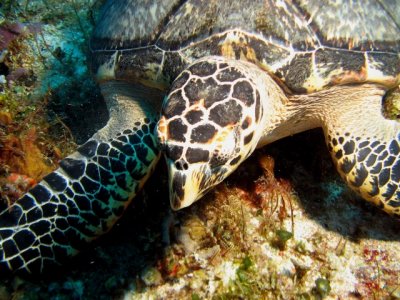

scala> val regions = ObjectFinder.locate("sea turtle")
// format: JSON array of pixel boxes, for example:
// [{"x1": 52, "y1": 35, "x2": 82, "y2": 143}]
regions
[{"x1": 0, "y1": 0, "x2": 399, "y2": 274}]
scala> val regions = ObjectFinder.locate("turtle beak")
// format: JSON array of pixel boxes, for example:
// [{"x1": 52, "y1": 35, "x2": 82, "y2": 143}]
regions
[
  {"x1": 166, "y1": 159, "x2": 209, "y2": 210},
  {"x1": 168, "y1": 161, "x2": 206, "y2": 210}
]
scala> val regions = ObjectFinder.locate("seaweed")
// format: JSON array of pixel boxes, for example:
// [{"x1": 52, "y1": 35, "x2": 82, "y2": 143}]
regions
[{"x1": 0, "y1": 0, "x2": 107, "y2": 205}]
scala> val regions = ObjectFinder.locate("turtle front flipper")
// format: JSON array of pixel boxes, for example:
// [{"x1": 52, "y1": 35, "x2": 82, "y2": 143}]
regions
[
  {"x1": 158, "y1": 56, "x2": 286, "y2": 210},
  {"x1": 0, "y1": 81, "x2": 163, "y2": 273},
  {"x1": 319, "y1": 84, "x2": 400, "y2": 216}
]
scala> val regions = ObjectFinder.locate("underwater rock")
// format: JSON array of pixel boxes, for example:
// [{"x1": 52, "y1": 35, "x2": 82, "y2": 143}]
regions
[{"x1": 177, "y1": 215, "x2": 220, "y2": 264}]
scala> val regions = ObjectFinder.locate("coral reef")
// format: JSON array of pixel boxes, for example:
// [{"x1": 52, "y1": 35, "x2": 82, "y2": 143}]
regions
[
  {"x1": 0, "y1": 1, "x2": 399, "y2": 299},
  {"x1": 124, "y1": 133, "x2": 400, "y2": 299},
  {"x1": 0, "y1": 0, "x2": 106, "y2": 204}
]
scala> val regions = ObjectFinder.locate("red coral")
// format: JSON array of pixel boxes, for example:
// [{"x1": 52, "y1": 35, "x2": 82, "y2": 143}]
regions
[{"x1": 363, "y1": 248, "x2": 388, "y2": 263}]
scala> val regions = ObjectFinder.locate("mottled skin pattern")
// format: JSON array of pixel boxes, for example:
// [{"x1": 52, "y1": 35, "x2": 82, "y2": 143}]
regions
[
  {"x1": 158, "y1": 57, "x2": 281, "y2": 209},
  {"x1": 0, "y1": 0, "x2": 399, "y2": 274}
]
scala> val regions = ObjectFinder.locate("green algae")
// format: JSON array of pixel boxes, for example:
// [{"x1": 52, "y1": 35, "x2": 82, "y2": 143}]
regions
[
  {"x1": 273, "y1": 229, "x2": 293, "y2": 250},
  {"x1": 383, "y1": 85, "x2": 400, "y2": 120},
  {"x1": 314, "y1": 277, "x2": 331, "y2": 298}
]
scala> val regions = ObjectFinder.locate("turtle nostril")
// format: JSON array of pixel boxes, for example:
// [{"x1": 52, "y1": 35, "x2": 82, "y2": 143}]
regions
[
  {"x1": 174, "y1": 161, "x2": 182, "y2": 170},
  {"x1": 175, "y1": 159, "x2": 189, "y2": 171}
]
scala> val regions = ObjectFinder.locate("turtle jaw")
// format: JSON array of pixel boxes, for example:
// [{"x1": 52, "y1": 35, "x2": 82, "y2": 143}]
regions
[{"x1": 166, "y1": 158, "x2": 230, "y2": 210}]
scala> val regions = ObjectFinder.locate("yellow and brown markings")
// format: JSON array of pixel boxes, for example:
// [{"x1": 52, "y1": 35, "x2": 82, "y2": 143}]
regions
[
  {"x1": 366, "y1": 52, "x2": 400, "y2": 87},
  {"x1": 179, "y1": 30, "x2": 292, "y2": 74},
  {"x1": 315, "y1": 48, "x2": 367, "y2": 84},
  {"x1": 217, "y1": 31, "x2": 292, "y2": 71},
  {"x1": 278, "y1": 52, "x2": 314, "y2": 93},
  {"x1": 159, "y1": 56, "x2": 264, "y2": 178},
  {"x1": 178, "y1": 30, "x2": 399, "y2": 94},
  {"x1": 94, "y1": 27, "x2": 400, "y2": 96},
  {"x1": 277, "y1": 48, "x2": 400, "y2": 93},
  {"x1": 160, "y1": 57, "x2": 264, "y2": 154},
  {"x1": 220, "y1": 37, "x2": 258, "y2": 62}
]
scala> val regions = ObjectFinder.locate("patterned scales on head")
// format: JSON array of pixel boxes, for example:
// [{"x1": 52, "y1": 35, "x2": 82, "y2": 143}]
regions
[{"x1": 0, "y1": 0, "x2": 399, "y2": 274}]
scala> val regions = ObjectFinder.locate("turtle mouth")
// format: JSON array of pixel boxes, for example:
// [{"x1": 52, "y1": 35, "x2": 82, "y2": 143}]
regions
[
  {"x1": 166, "y1": 158, "x2": 231, "y2": 210},
  {"x1": 167, "y1": 161, "x2": 208, "y2": 210},
  {"x1": 170, "y1": 172, "x2": 196, "y2": 210}
]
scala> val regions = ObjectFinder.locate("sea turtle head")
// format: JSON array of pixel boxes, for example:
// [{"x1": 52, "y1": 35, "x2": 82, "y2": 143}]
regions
[{"x1": 158, "y1": 57, "x2": 263, "y2": 210}]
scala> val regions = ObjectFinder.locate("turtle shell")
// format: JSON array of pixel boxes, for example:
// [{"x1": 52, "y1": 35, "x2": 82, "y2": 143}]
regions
[{"x1": 90, "y1": 0, "x2": 400, "y2": 92}]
